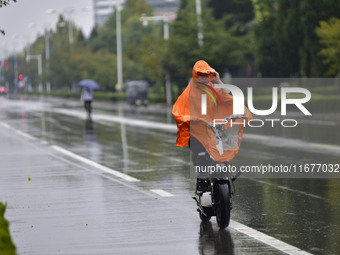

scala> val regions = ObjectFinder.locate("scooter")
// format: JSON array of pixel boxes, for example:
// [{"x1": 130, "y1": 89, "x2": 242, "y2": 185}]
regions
[{"x1": 192, "y1": 115, "x2": 245, "y2": 228}]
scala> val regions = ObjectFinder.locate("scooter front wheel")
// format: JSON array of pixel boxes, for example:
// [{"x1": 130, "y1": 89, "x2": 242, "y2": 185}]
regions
[{"x1": 215, "y1": 182, "x2": 231, "y2": 228}]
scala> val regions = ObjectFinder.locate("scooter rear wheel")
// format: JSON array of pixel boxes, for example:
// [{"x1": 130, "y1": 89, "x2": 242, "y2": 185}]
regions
[{"x1": 215, "y1": 183, "x2": 231, "y2": 228}]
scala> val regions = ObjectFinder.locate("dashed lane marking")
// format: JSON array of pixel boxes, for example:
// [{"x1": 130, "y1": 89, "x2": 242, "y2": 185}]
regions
[
  {"x1": 150, "y1": 189, "x2": 174, "y2": 197},
  {"x1": 52, "y1": 145, "x2": 140, "y2": 183}
]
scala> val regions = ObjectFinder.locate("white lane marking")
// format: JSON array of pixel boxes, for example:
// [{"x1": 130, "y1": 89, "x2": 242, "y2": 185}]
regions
[
  {"x1": 52, "y1": 108, "x2": 177, "y2": 132},
  {"x1": 244, "y1": 133, "x2": 269, "y2": 140},
  {"x1": 311, "y1": 142, "x2": 340, "y2": 152},
  {"x1": 49, "y1": 151, "x2": 159, "y2": 199},
  {"x1": 150, "y1": 189, "x2": 174, "y2": 197},
  {"x1": 1, "y1": 120, "x2": 141, "y2": 183},
  {"x1": 253, "y1": 179, "x2": 328, "y2": 201},
  {"x1": 0, "y1": 122, "x2": 11, "y2": 129},
  {"x1": 51, "y1": 145, "x2": 140, "y2": 182},
  {"x1": 230, "y1": 220, "x2": 312, "y2": 255},
  {"x1": 299, "y1": 119, "x2": 337, "y2": 126},
  {"x1": 244, "y1": 133, "x2": 340, "y2": 155},
  {"x1": 16, "y1": 130, "x2": 37, "y2": 140},
  {"x1": 52, "y1": 108, "x2": 340, "y2": 155}
]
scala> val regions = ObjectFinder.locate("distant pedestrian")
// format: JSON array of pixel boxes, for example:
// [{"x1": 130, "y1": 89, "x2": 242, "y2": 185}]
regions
[{"x1": 81, "y1": 87, "x2": 93, "y2": 119}]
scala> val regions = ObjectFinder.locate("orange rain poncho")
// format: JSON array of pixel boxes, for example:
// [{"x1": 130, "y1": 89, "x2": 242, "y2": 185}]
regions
[{"x1": 172, "y1": 60, "x2": 252, "y2": 162}]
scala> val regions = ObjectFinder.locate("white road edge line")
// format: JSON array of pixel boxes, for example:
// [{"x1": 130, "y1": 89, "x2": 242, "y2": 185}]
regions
[
  {"x1": 51, "y1": 145, "x2": 140, "y2": 183},
  {"x1": 150, "y1": 189, "x2": 174, "y2": 197},
  {"x1": 0, "y1": 122, "x2": 11, "y2": 129},
  {"x1": 16, "y1": 130, "x2": 37, "y2": 140},
  {"x1": 230, "y1": 220, "x2": 312, "y2": 255}
]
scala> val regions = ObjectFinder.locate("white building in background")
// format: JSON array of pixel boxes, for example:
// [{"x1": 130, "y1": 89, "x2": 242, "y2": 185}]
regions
[
  {"x1": 93, "y1": 0, "x2": 118, "y2": 26},
  {"x1": 93, "y1": 0, "x2": 179, "y2": 27},
  {"x1": 147, "y1": 0, "x2": 179, "y2": 16}
]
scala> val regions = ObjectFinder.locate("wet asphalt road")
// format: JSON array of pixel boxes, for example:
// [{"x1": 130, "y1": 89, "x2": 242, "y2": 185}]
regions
[{"x1": 0, "y1": 95, "x2": 339, "y2": 255}]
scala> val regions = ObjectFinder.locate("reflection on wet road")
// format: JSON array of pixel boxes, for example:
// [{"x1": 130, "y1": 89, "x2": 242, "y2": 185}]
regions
[{"x1": 0, "y1": 96, "x2": 339, "y2": 255}]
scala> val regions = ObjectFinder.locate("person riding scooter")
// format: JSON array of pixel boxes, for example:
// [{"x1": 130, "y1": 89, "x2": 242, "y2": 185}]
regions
[{"x1": 172, "y1": 60, "x2": 252, "y2": 192}]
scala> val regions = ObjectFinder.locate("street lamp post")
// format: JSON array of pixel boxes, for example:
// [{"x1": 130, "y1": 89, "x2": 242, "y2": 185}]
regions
[
  {"x1": 46, "y1": 7, "x2": 91, "y2": 91},
  {"x1": 1, "y1": 44, "x2": 11, "y2": 91},
  {"x1": 26, "y1": 55, "x2": 43, "y2": 92},
  {"x1": 116, "y1": 4, "x2": 123, "y2": 93},
  {"x1": 14, "y1": 52, "x2": 18, "y2": 93},
  {"x1": 67, "y1": 10, "x2": 75, "y2": 46},
  {"x1": 195, "y1": 0, "x2": 203, "y2": 47},
  {"x1": 12, "y1": 40, "x2": 19, "y2": 93},
  {"x1": 46, "y1": 8, "x2": 75, "y2": 47},
  {"x1": 44, "y1": 29, "x2": 51, "y2": 92},
  {"x1": 140, "y1": 15, "x2": 172, "y2": 105}
]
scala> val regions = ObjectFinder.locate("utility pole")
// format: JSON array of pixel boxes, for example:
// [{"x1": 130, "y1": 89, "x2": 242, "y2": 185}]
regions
[
  {"x1": 116, "y1": 3, "x2": 123, "y2": 93},
  {"x1": 45, "y1": 30, "x2": 51, "y2": 92},
  {"x1": 68, "y1": 11, "x2": 74, "y2": 47},
  {"x1": 195, "y1": 0, "x2": 203, "y2": 47},
  {"x1": 140, "y1": 15, "x2": 172, "y2": 105},
  {"x1": 14, "y1": 53, "x2": 18, "y2": 93},
  {"x1": 26, "y1": 55, "x2": 43, "y2": 92}
]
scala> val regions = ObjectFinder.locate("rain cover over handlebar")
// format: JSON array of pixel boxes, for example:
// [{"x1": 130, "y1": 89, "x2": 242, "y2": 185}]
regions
[{"x1": 172, "y1": 60, "x2": 252, "y2": 163}]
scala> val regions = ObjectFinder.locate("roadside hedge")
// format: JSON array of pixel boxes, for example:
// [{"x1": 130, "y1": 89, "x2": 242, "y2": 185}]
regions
[
  {"x1": 25, "y1": 90, "x2": 166, "y2": 103},
  {"x1": 24, "y1": 90, "x2": 340, "y2": 113},
  {"x1": 0, "y1": 203, "x2": 16, "y2": 255}
]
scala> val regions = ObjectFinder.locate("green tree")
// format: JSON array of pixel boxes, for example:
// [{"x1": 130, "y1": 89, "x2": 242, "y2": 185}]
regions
[
  {"x1": 167, "y1": 0, "x2": 252, "y2": 90},
  {"x1": 299, "y1": 0, "x2": 340, "y2": 77},
  {"x1": 89, "y1": 0, "x2": 166, "y2": 89},
  {"x1": 315, "y1": 17, "x2": 340, "y2": 76},
  {"x1": 253, "y1": 0, "x2": 340, "y2": 77},
  {"x1": 46, "y1": 16, "x2": 75, "y2": 88},
  {"x1": 252, "y1": 0, "x2": 282, "y2": 77},
  {"x1": 70, "y1": 49, "x2": 117, "y2": 91},
  {"x1": 89, "y1": 0, "x2": 153, "y2": 54},
  {"x1": 0, "y1": 0, "x2": 15, "y2": 6},
  {"x1": 273, "y1": 0, "x2": 301, "y2": 77},
  {"x1": 166, "y1": 0, "x2": 200, "y2": 87},
  {"x1": 23, "y1": 15, "x2": 92, "y2": 89},
  {"x1": 208, "y1": 0, "x2": 254, "y2": 36},
  {"x1": 0, "y1": 0, "x2": 16, "y2": 35}
]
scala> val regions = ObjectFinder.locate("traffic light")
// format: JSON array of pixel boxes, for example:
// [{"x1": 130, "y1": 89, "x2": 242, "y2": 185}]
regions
[
  {"x1": 3, "y1": 61, "x2": 7, "y2": 67},
  {"x1": 19, "y1": 74, "x2": 23, "y2": 80}
]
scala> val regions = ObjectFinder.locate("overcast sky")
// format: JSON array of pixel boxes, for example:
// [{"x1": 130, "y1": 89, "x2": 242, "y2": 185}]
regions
[{"x1": 0, "y1": 0, "x2": 94, "y2": 58}]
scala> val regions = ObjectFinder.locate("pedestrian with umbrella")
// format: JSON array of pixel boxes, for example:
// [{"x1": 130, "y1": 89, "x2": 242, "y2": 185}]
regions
[{"x1": 78, "y1": 80, "x2": 100, "y2": 119}]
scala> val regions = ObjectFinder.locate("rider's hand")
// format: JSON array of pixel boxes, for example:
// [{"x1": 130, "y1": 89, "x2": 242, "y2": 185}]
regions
[
  {"x1": 212, "y1": 72, "x2": 223, "y2": 84},
  {"x1": 212, "y1": 72, "x2": 230, "y2": 94}
]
